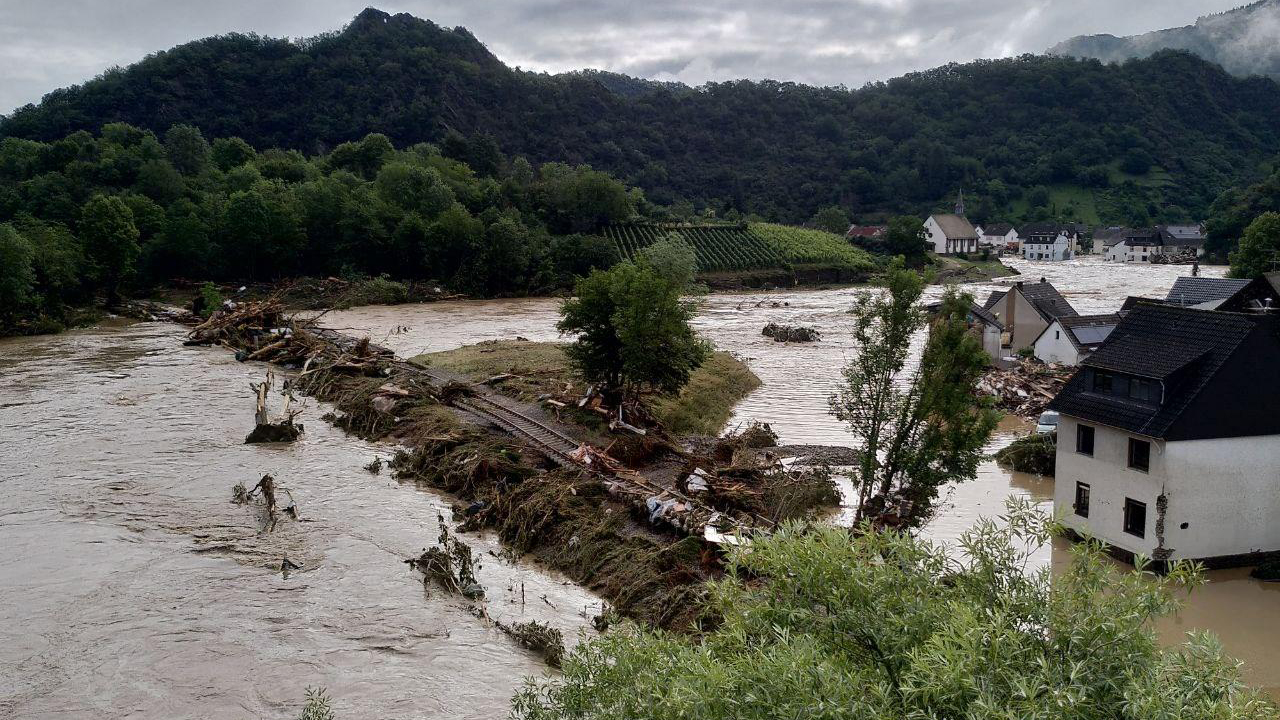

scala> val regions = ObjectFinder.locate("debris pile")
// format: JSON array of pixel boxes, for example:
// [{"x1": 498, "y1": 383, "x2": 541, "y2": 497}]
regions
[
  {"x1": 232, "y1": 473, "x2": 298, "y2": 531},
  {"x1": 994, "y1": 433, "x2": 1057, "y2": 477},
  {"x1": 977, "y1": 359, "x2": 1072, "y2": 416},
  {"x1": 408, "y1": 516, "x2": 485, "y2": 599},
  {"x1": 762, "y1": 323, "x2": 821, "y2": 343},
  {"x1": 493, "y1": 620, "x2": 565, "y2": 667},
  {"x1": 244, "y1": 371, "x2": 303, "y2": 443}
]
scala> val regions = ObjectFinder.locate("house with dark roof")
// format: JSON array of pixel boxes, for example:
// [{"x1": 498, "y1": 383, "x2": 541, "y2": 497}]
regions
[
  {"x1": 1106, "y1": 225, "x2": 1207, "y2": 263},
  {"x1": 1093, "y1": 227, "x2": 1133, "y2": 256},
  {"x1": 1047, "y1": 304, "x2": 1280, "y2": 567},
  {"x1": 983, "y1": 278, "x2": 1079, "y2": 353},
  {"x1": 1032, "y1": 314, "x2": 1121, "y2": 366},
  {"x1": 845, "y1": 225, "x2": 886, "y2": 240},
  {"x1": 1020, "y1": 223, "x2": 1080, "y2": 261},
  {"x1": 926, "y1": 300, "x2": 1006, "y2": 360},
  {"x1": 977, "y1": 223, "x2": 1019, "y2": 250},
  {"x1": 1164, "y1": 275, "x2": 1280, "y2": 311}
]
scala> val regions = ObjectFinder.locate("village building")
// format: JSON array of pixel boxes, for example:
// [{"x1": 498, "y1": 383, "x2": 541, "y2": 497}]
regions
[
  {"x1": 845, "y1": 225, "x2": 887, "y2": 241},
  {"x1": 1020, "y1": 223, "x2": 1077, "y2": 261},
  {"x1": 977, "y1": 223, "x2": 1019, "y2": 250},
  {"x1": 1164, "y1": 274, "x2": 1280, "y2": 311},
  {"x1": 1108, "y1": 225, "x2": 1207, "y2": 263},
  {"x1": 924, "y1": 192, "x2": 979, "y2": 255},
  {"x1": 1031, "y1": 314, "x2": 1121, "y2": 366},
  {"x1": 926, "y1": 300, "x2": 1005, "y2": 361},
  {"x1": 1094, "y1": 227, "x2": 1132, "y2": 256},
  {"x1": 982, "y1": 278, "x2": 1078, "y2": 352},
  {"x1": 1048, "y1": 303, "x2": 1280, "y2": 567}
]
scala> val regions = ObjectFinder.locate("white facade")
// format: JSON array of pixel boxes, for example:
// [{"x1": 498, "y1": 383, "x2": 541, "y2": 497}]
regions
[
  {"x1": 978, "y1": 228, "x2": 1019, "y2": 249},
  {"x1": 1104, "y1": 241, "x2": 1129, "y2": 262},
  {"x1": 925, "y1": 215, "x2": 978, "y2": 255},
  {"x1": 1032, "y1": 320, "x2": 1082, "y2": 365},
  {"x1": 1054, "y1": 415, "x2": 1280, "y2": 562},
  {"x1": 1022, "y1": 234, "x2": 1073, "y2": 261}
]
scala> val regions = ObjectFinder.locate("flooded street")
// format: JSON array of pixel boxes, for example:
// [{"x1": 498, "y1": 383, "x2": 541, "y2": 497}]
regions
[
  {"x1": 2, "y1": 256, "x2": 1276, "y2": 715},
  {"x1": 0, "y1": 323, "x2": 600, "y2": 719}
]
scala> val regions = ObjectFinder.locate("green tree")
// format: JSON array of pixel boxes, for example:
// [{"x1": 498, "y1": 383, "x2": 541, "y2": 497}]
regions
[
  {"x1": 513, "y1": 499, "x2": 1276, "y2": 720},
  {"x1": 375, "y1": 162, "x2": 454, "y2": 215},
  {"x1": 829, "y1": 260, "x2": 997, "y2": 526},
  {"x1": 558, "y1": 261, "x2": 708, "y2": 399},
  {"x1": 1228, "y1": 212, "x2": 1280, "y2": 279},
  {"x1": 0, "y1": 224, "x2": 37, "y2": 326},
  {"x1": 537, "y1": 163, "x2": 634, "y2": 234},
  {"x1": 134, "y1": 159, "x2": 185, "y2": 204},
  {"x1": 811, "y1": 205, "x2": 849, "y2": 234},
  {"x1": 637, "y1": 234, "x2": 698, "y2": 289},
  {"x1": 79, "y1": 194, "x2": 140, "y2": 303},
  {"x1": 882, "y1": 216, "x2": 928, "y2": 261},
  {"x1": 210, "y1": 137, "x2": 257, "y2": 171},
  {"x1": 164, "y1": 124, "x2": 210, "y2": 175}
]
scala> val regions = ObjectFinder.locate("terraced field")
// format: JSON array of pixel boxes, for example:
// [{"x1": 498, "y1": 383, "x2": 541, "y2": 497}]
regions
[{"x1": 604, "y1": 223, "x2": 874, "y2": 275}]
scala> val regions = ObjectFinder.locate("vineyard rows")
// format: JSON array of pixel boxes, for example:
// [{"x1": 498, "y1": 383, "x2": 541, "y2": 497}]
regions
[{"x1": 604, "y1": 224, "x2": 783, "y2": 273}]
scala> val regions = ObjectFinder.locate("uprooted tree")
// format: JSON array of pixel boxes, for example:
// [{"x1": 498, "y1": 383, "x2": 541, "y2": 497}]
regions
[
  {"x1": 829, "y1": 257, "x2": 998, "y2": 527},
  {"x1": 512, "y1": 499, "x2": 1277, "y2": 719},
  {"x1": 557, "y1": 259, "x2": 709, "y2": 405}
]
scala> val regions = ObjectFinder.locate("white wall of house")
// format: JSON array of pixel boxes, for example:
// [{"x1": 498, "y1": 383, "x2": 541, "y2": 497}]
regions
[
  {"x1": 981, "y1": 323, "x2": 1002, "y2": 360},
  {"x1": 1124, "y1": 244, "x2": 1158, "y2": 263},
  {"x1": 924, "y1": 216, "x2": 947, "y2": 255},
  {"x1": 980, "y1": 229, "x2": 1018, "y2": 248},
  {"x1": 1105, "y1": 242, "x2": 1128, "y2": 262},
  {"x1": 987, "y1": 289, "x2": 1049, "y2": 352},
  {"x1": 1055, "y1": 415, "x2": 1280, "y2": 561},
  {"x1": 1032, "y1": 321, "x2": 1082, "y2": 365},
  {"x1": 1022, "y1": 236, "x2": 1072, "y2": 261}
]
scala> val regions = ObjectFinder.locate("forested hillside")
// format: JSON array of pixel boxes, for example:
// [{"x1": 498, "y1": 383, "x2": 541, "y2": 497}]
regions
[
  {"x1": 4, "y1": 8, "x2": 1280, "y2": 226},
  {"x1": 0, "y1": 124, "x2": 640, "y2": 334}
]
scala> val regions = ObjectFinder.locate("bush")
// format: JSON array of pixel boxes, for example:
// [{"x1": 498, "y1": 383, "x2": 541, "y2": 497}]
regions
[
  {"x1": 197, "y1": 282, "x2": 223, "y2": 317},
  {"x1": 353, "y1": 275, "x2": 409, "y2": 305},
  {"x1": 994, "y1": 433, "x2": 1056, "y2": 476}
]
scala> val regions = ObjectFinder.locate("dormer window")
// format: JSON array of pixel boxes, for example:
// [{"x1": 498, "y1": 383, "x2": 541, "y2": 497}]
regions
[
  {"x1": 1092, "y1": 371, "x2": 1114, "y2": 394},
  {"x1": 1128, "y1": 377, "x2": 1159, "y2": 404}
]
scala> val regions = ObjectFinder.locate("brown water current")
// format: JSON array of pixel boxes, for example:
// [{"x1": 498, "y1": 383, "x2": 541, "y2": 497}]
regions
[
  {"x1": 3, "y1": 257, "x2": 1275, "y2": 715},
  {"x1": 325, "y1": 256, "x2": 1279, "y2": 696},
  {"x1": 0, "y1": 322, "x2": 601, "y2": 719}
]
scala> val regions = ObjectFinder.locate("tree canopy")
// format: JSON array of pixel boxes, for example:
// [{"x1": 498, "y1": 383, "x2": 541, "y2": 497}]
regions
[{"x1": 513, "y1": 499, "x2": 1277, "y2": 720}]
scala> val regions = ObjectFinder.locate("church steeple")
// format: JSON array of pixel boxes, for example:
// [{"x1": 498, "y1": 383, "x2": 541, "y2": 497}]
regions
[{"x1": 955, "y1": 188, "x2": 966, "y2": 217}]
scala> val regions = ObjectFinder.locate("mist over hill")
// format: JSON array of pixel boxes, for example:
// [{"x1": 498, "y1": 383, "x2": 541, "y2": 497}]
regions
[{"x1": 1050, "y1": 1, "x2": 1280, "y2": 80}]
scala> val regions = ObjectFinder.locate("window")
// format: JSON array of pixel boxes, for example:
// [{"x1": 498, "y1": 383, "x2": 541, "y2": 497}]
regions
[
  {"x1": 1092, "y1": 371, "x2": 1114, "y2": 394},
  {"x1": 1076, "y1": 424, "x2": 1095, "y2": 456},
  {"x1": 1123, "y1": 498, "x2": 1147, "y2": 538},
  {"x1": 1128, "y1": 438, "x2": 1150, "y2": 472},
  {"x1": 1129, "y1": 378, "x2": 1158, "y2": 404},
  {"x1": 1074, "y1": 482, "x2": 1091, "y2": 518},
  {"x1": 1055, "y1": 330, "x2": 1060, "y2": 339}
]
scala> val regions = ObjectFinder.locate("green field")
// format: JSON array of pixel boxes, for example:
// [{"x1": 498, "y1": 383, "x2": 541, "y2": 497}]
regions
[{"x1": 604, "y1": 222, "x2": 874, "y2": 275}]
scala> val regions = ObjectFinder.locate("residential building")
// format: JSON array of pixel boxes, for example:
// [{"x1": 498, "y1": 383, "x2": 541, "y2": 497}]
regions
[
  {"x1": 978, "y1": 223, "x2": 1019, "y2": 250},
  {"x1": 1164, "y1": 274, "x2": 1280, "y2": 311},
  {"x1": 1048, "y1": 304, "x2": 1280, "y2": 567},
  {"x1": 982, "y1": 278, "x2": 1079, "y2": 352},
  {"x1": 1020, "y1": 223, "x2": 1077, "y2": 261},
  {"x1": 1157, "y1": 225, "x2": 1207, "y2": 258},
  {"x1": 927, "y1": 300, "x2": 1005, "y2": 361},
  {"x1": 1094, "y1": 227, "x2": 1132, "y2": 256},
  {"x1": 845, "y1": 225, "x2": 886, "y2": 241},
  {"x1": 1109, "y1": 226, "x2": 1207, "y2": 263},
  {"x1": 1117, "y1": 228, "x2": 1162, "y2": 263},
  {"x1": 1031, "y1": 314, "x2": 1121, "y2": 366}
]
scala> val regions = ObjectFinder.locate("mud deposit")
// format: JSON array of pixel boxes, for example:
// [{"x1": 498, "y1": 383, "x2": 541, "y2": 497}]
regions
[{"x1": 0, "y1": 322, "x2": 599, "y2": 719}]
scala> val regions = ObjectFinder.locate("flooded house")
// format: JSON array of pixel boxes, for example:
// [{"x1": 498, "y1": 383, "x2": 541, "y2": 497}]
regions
[
  {"x1": 982, "y1": 279, "x2": 1079, "y2": 353},
  {"x1": 1107, "y1": 226, "x2": 1206, "y2": 263},
  {"x1": 1047, "y1": 303, "x2": 1280, "y2": 567},
  {"x1": 926, "y1": 300, "x2": 1005, "y2": 360},
  {"x1": 924, "y1": 192, "x2": 979, "y2": 255},
  {"x1": 1031, "y1": 313, "x2": 1121, "y2": 366},
  {"x1": 977, "y1": 223, "x2": 1019, "y2": 251},
  {"x1": 1020, "y1": 223, "x2": 1078, "y2": 261}
]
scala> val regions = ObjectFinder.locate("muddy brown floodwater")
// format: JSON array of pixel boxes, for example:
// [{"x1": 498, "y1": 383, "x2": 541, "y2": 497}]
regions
[
  {"x1": 3, "y1": 257, "x2": 1275, "y2": 716},
  {"x1": 0, "y1": 321, "x2": 601, "y2": 719},
  {"x1": 324, "y1": 256, "x2": 1279, "y2": 698}
]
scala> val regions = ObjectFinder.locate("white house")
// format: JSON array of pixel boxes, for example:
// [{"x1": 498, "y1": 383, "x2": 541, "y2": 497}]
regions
[
  {"x1": 1020, "y1": 223, "x2": 1076, "y2": 261},
  {"x1": 977, "y1": 223, "x2": 1019, "y2": 250},
  {"x1": 1094, "y1": 227, "x2": 1130, "y2": 257},
  {"x1": 1109, "y1": 226, "x2": 1206, "y2": 263},
  {"x1": 982, "y1": 279, "x2": 1079, "y2": 353},
  {"x1": 1031, "y1": 314, "x2": 1120, "y2": 366},
  {"x1": 1048, "y1": 304, "x2": 1280, "y2": 567}
]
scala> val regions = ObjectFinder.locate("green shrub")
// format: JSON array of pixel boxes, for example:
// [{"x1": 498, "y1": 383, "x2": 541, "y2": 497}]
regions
[{"x1": 197, "y1": 282, "x2": 223, "y2": 317}]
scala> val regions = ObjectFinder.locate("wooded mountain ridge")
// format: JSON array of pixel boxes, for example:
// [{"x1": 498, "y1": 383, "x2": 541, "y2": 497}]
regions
[{"x1": 4, "y1": 7, "x2": 1280, "y2": 226}]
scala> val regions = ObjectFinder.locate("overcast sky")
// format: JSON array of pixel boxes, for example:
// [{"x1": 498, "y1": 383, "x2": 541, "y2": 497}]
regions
[{"x1": 0, "y1": 1, "x2": 1245, "y2": 115}]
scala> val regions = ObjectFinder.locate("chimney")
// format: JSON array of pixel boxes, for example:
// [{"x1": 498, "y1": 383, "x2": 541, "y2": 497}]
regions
[{"x1": 1040, "y1": 277, "x2": 1046, "y2": 283}]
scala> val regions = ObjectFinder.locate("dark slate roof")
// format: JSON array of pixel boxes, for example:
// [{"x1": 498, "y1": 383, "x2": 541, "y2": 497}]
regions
[
  {"x1": 1017, "y1": 281, "x2": 1079, "y2": 321},
  {"x1": 1093, "y1": 227, "x2": 1133, "y2": 246},
  {"x1": 1048, "y1": 305, "x2": 1261, "y2": 438},
  {"x1": 1020, "y1": 222, "x2": 1064, "y2": 237},
  {"x1": 1058, "y1": 314, "x2": 1122, "y2": 351},
  {"x1": 1123, "y1": 228, "x2": 1162, "y2": 246},
  {"x1": 924, "y1": 300, "x2": 1004, "y2": 330},
  {"x1": 1164, "y1": 277, "x2": 1253, "y2": 307},
  {"x1": 982, "y1": 290, "x2": 1006, "y2": 310},
  {"x1": 982, "y1": 223, "x2": 1014, "y2": 236},
  {"x1": 1120, "y1": 296, "x2": 1165, "y2": 311}
]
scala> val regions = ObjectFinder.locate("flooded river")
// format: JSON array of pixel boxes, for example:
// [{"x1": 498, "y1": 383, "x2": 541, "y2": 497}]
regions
[
  {"x1": 2, "y1": 256, "x2": 1276, "y2": 715},
  {"x1": 0, "y1": 322, "x2": 600, "y2": 719}
]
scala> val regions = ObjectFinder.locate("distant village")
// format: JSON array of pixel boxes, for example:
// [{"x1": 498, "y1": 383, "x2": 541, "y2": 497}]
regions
[
  {"x1": 880, "y1": 197, "x2": 1280, "y2": 573},
  {"x1": 847, "y1": 193, "x2": 1210, "y2": 265}
]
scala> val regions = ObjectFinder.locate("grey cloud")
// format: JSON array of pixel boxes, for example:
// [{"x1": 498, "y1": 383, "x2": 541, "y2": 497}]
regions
[{"x1": 0, "y1": 0, "x2": 1245, "y2": 114}]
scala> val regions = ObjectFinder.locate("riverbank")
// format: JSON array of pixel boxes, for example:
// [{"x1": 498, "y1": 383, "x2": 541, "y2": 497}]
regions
[{"x1": 415, "y1": 340, "x2": 761, "y2": 436}]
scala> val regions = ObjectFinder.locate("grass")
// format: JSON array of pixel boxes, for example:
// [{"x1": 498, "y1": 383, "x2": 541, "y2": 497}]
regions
[
  {"x1": 413, "y1": 340, "x2": 761, "y2": 436},
  {"x1": 931, "y1": 254, "x2": 1018, "y2": 284},
  {"x1": 750, "y1": 223, "x2": 876, "y2": 271}
]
